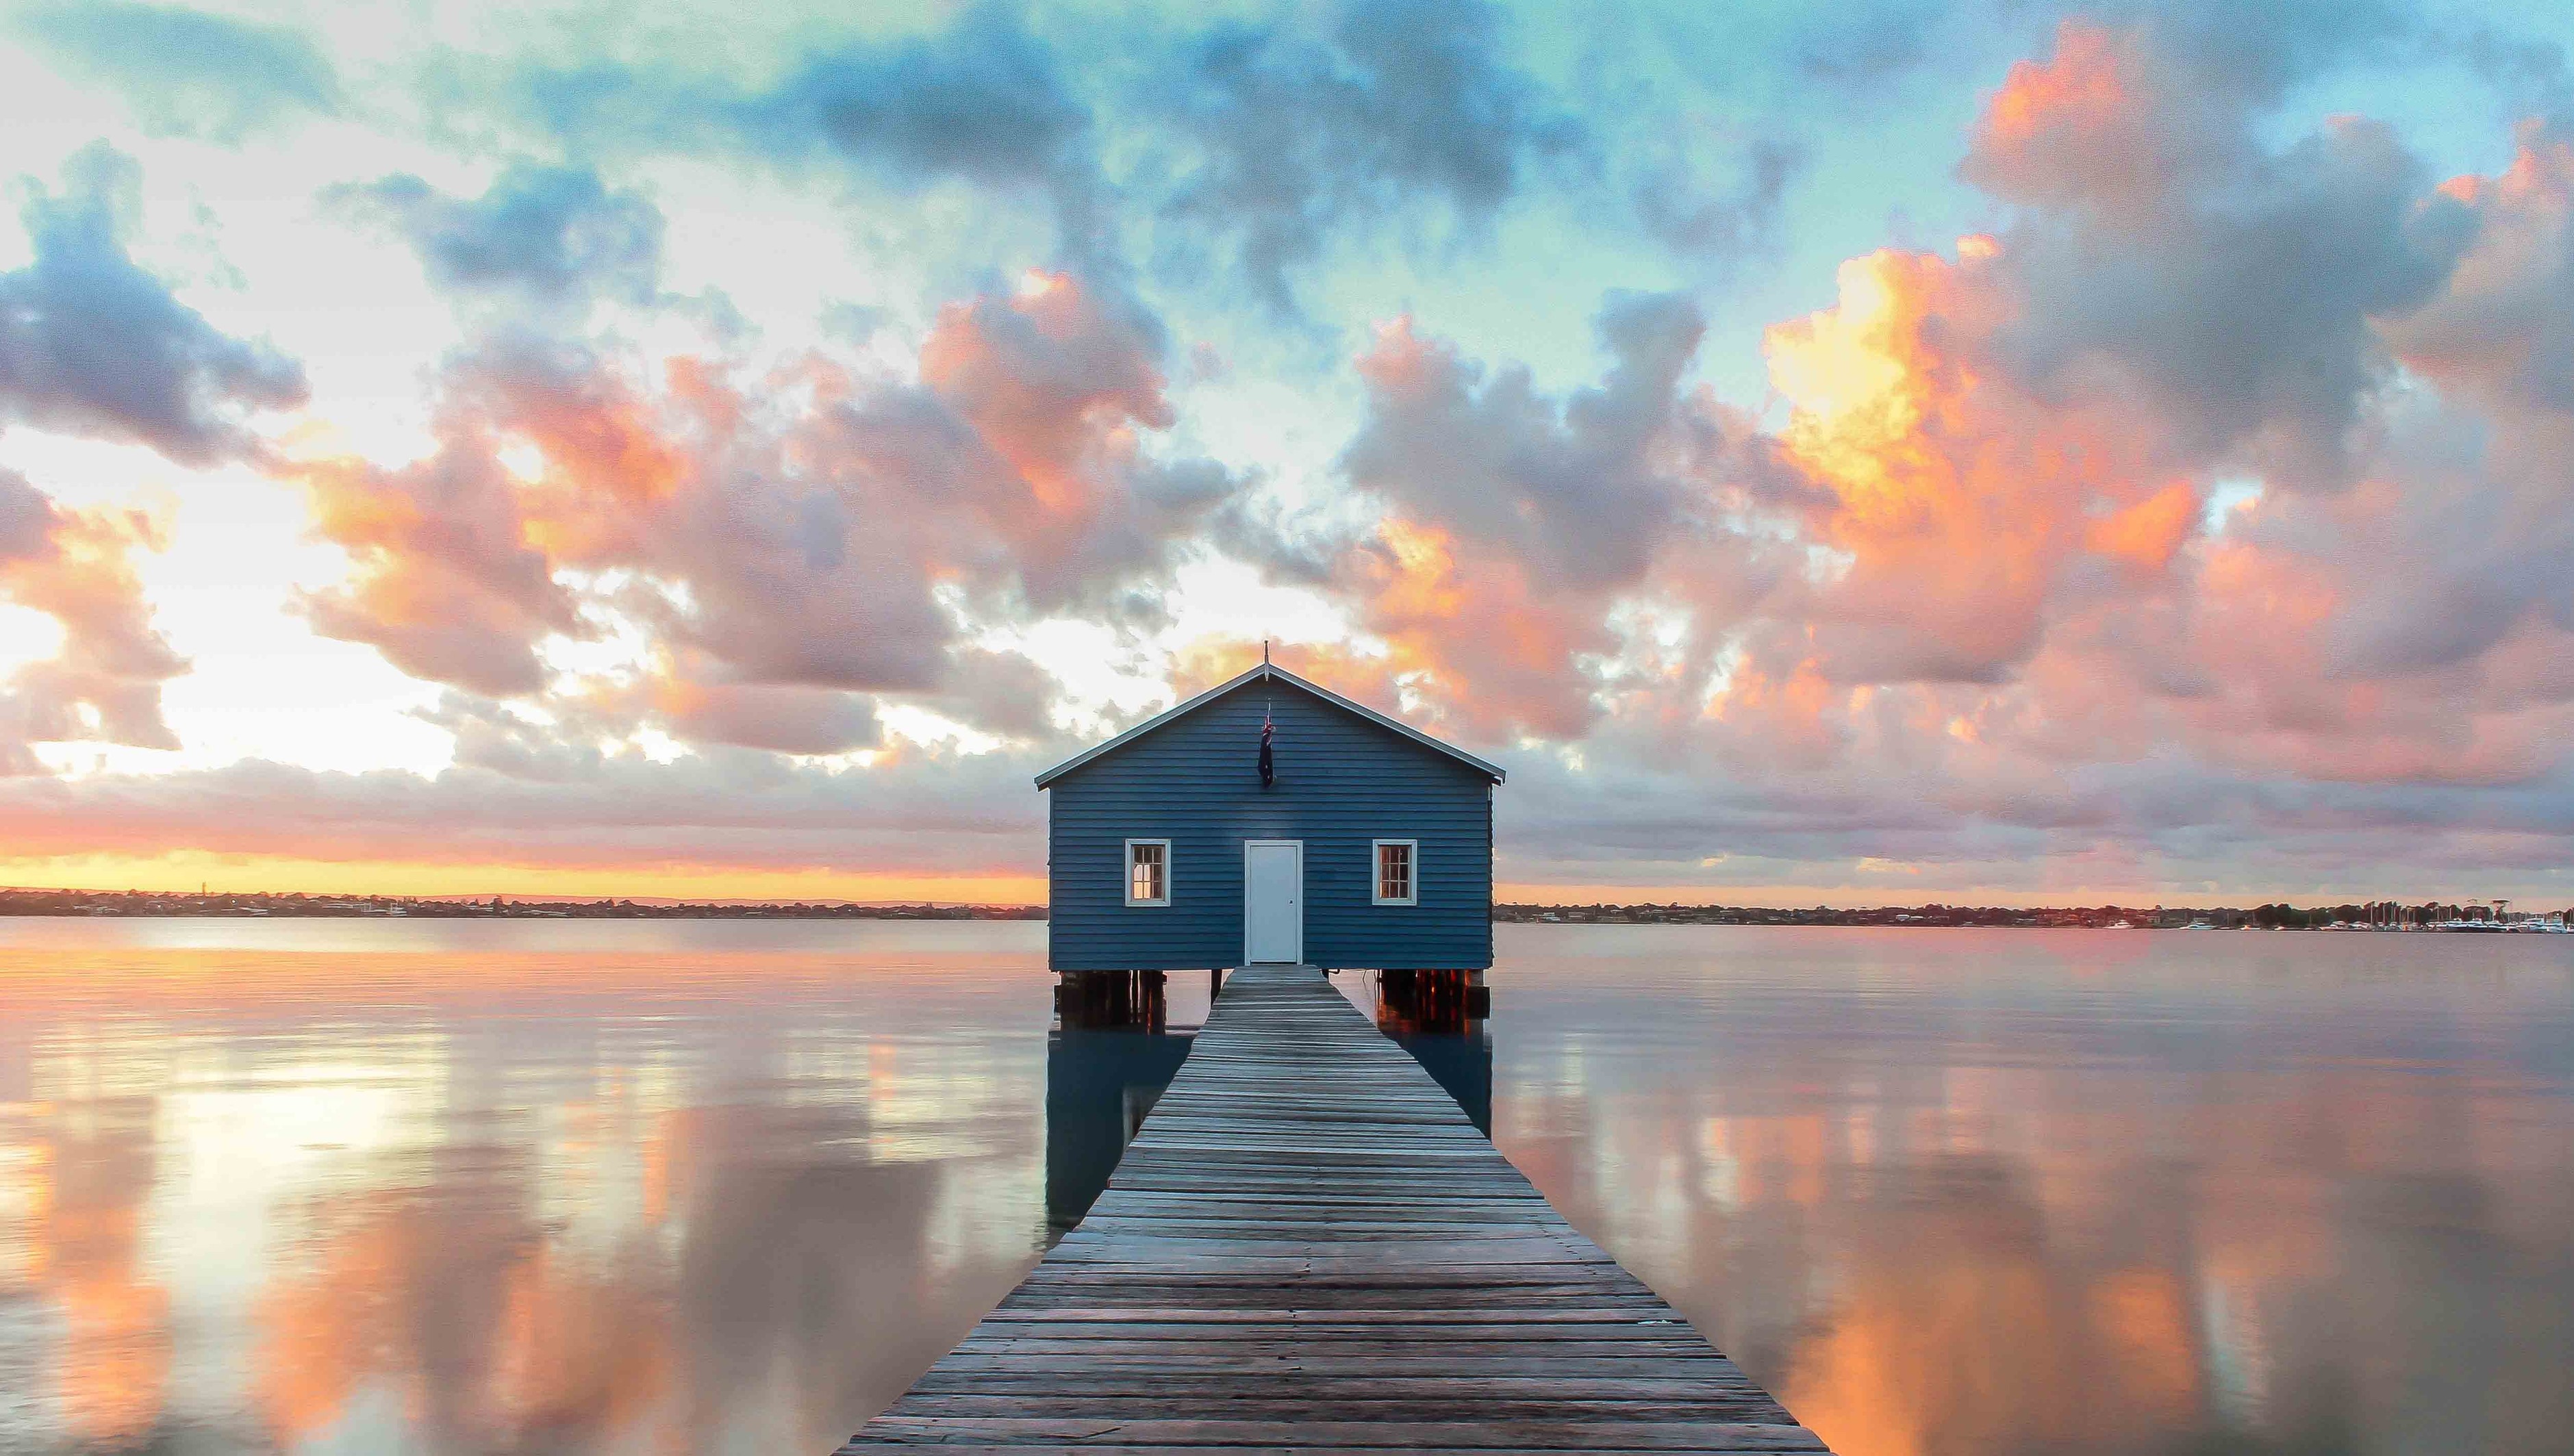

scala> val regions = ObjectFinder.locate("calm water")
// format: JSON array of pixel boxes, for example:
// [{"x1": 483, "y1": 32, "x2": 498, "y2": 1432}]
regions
[{"x1": 1, "y1": 921, "x2": 2568, "y2": 1455}]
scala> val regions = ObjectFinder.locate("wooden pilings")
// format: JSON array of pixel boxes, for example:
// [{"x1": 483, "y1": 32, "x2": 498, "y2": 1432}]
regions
[{"x1": 1055, "y1": 969, "x2": 1167, "y2": 1030}]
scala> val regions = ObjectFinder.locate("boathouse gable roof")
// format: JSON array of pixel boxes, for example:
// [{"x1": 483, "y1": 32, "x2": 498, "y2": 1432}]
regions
[{"x1": 1033, "y1": 663, "x2": 1506, "y2": 789}]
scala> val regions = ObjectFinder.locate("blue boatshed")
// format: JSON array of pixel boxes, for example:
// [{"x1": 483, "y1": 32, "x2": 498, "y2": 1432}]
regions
[{"x1": 1037, "y1": 662, "x2": 1505, "y2": 971}]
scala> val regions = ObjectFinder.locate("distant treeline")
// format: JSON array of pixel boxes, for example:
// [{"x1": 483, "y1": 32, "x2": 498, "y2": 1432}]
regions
[
  {"x1": 1499, "y1": 903, "x2": 2155, "y2": 928},
  {"x1": 6, "y1": 889, "x2": 2558, "y2": 928},
  {"x1": 1498, "y1": 902, "x2": 2570, "y2": 928},
  {"x1": 0, "y1": 889, "x2": 1046, "y2": 920}
]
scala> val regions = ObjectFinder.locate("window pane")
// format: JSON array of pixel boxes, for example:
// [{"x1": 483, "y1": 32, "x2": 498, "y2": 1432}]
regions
[
  {"x1": 1378, "y1": 843, "x2": 1411, "y2": 901},
  {"x1": 1129, "y1": 843, "x2": 1164, "y2": 902}
]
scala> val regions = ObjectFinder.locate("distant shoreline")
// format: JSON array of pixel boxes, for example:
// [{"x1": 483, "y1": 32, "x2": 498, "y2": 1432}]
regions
[
  {"x1": 0, "y1": 889, "x2": 1041, "y2": 920},
  {"x1": 1497, "y1": 902, "x2": 2566, "y2": 930},
  {"x1": 0, "y1": 889, "x2": 2558, "y2": 929}
]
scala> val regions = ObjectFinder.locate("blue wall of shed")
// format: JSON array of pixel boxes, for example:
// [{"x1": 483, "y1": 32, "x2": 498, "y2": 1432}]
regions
[{"x1": 1045, "y1": 683, "x2": 1494, "y2": 971}]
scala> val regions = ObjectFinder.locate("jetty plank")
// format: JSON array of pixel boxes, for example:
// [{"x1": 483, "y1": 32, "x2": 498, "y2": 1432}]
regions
[{"x1": 839, "y1": 962, "x2": 1828, "y2": 1453}]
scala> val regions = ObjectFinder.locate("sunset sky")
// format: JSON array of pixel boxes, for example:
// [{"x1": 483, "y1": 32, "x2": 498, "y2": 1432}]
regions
[{"x1": 1, "y1": 0, "x2": 2571, "y2": 904}]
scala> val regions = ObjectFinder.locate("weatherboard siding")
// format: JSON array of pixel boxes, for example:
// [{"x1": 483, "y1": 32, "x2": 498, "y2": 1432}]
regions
[{"x1": 1047, "y1": 682, "x2": 1494, "y2": 971}]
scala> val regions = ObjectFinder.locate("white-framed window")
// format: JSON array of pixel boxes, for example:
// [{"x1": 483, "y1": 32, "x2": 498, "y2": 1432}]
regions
[
  {"x1": 1125, "y1": 839, "x2": 1171, "y2": 906},
  {"x1": 1372, "y1": 839, "x2": 1417, "y2": 906}
]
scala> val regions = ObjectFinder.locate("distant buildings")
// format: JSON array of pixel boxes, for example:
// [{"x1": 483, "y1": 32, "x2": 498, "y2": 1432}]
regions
[{"x1": 1495, "y1": 900, "x2": 2574, "y2": 930}]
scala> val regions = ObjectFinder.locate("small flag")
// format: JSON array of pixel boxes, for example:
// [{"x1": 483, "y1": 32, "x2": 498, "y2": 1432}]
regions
[{"x1": 1259, "y1": 707, "x2": 1275, "y2": 788}]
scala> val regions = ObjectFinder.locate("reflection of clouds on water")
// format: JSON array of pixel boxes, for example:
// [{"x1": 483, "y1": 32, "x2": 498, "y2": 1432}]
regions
[
  {"x1": 1489, "y1": 926, "x2": 2574, "y2": 1456},
  {"x1": 1765, "y1": 1155, "x2": 2212, "y2": 1455},
  {"x1": 17, "y1": 1101, "x2": 169, "y2": 1450},
  {"x1": 0, "y1": 930, "x2": 1051, "y2": 1453},
  {"x1": 3, "y1": 923, "x2": 2569, "y2": 1455},
  {"x1": 2197, "y1": 1271, "x2": 2272, "y2": 1425},
  {"x1": 252, "y1": 1171, "x2": 672, "y2": 1448}
]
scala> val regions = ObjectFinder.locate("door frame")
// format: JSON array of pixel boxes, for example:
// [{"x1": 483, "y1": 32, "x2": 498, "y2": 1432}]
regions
[{"x1": 1241, "y1": 839, "x2": 1304, "y2": 965}]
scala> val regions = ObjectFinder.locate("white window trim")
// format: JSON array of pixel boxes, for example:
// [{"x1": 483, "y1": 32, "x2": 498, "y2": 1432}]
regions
[
  {"x1": 1372, "y1": 838, "x2": 1418, "y2": 906},
  {"x1": 1124, "y1": 838, "x2": 1172, "y2": 907}
]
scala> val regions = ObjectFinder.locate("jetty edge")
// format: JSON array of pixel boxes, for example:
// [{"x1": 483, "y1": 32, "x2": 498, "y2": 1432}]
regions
[{"x1": 840, "y1": 961, "x2": 1832, "y2": 1452}]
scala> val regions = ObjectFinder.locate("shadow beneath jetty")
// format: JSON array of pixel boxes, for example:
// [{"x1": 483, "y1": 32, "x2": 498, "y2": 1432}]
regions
[
  {"x1": 1349, "y1": 967, "x2": 1493, "y2": 1136},
  {"x1": 1044, "y1": 971, "x2": 1195, "y2": 1240}
]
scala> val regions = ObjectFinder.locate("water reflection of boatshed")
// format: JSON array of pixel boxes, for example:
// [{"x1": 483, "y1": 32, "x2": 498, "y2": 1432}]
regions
[
  {"x1": 1036, "y1": 661, "x2": 1504, "y2": 971},
  {"x1": 1045, "y1": 1021, "x2": 1193, "y2": 1237}
]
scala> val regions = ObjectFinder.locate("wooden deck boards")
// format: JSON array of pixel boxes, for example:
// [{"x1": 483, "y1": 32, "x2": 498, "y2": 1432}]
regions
[{"x1": 840, "y1": 962, "x2": 1827, "y2": 1453}]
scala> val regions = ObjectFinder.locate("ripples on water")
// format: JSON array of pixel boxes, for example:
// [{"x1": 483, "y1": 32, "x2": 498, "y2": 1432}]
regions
[{"x1": 1, "y1": 921, "x2": 2567, "y2": 1455}]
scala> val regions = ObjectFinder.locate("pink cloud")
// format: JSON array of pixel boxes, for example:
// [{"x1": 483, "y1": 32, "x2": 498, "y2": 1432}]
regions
[
  {"x1": 0, "y1": 471, "x2": 187, "y2": 771},
  {"x1": 287, "y1": 272, "x2": 1246, "y2": 750}
]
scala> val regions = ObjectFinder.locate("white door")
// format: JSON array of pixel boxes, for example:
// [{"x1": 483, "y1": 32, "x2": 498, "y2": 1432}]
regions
[{"x1": 1243, "y1": 840, "x2": 1303, "y2": 964}]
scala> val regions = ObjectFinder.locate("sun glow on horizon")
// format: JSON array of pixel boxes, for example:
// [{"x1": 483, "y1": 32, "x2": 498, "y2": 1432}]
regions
[{"x1": 0, "y1": 854, "x2": 1048, "y2": 904}]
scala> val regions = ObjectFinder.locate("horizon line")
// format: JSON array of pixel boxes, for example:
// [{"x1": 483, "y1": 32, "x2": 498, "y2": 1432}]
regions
[{"x1": 3, "y1": 886, "x2": 2555, "y2": 913}]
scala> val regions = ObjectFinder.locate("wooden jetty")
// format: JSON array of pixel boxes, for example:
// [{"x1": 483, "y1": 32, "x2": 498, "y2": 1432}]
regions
[{"x1": 842, "y1": 962, "x2": 1828, "y2": 1453}]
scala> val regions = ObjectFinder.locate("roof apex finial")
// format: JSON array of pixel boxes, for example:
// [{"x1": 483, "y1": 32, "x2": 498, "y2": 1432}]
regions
[{"x1": 1262, "y1": 637, "x2": 1270, "y2": 666}]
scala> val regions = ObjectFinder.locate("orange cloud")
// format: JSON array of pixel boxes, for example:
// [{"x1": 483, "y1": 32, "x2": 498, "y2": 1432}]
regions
[
  {"x1": 0, "y1": 473, "x2": 188, "y2": 766},
  {"x1": 2086, "y1": 482, "x2": 2201, "y2": 573},
  {"x1": 287, "y1": 272, "x2": 1233, "y2": 752},
  {"x1": 1761, "y1": 244, "x2": 2195, "y2": 685},
  {"x1": 920, "y1": 269, "x2": 1173, "y2": 522},
  {"x1": 1965, "y1": 21, "x2": 2197, "y2": 218}
]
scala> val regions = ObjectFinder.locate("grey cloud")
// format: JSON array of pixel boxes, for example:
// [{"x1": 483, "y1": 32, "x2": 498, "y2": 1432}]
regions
[
  {"x1": 494, "y1": 3, "x2": 1102, "y2": 259},
  {"x1": 2387, "y1": 118, "x2": 2574, "y2": 411},
  {"x1": 1789, "y1": 0, "x2": 1949, "y2": 89},
  {"x1": 455, "y1": 1, "x2": 1800, "y2": 307},
  {"x1": 922, "y1": 648, "x2": 1063, "y2": 743},
  {"x1": 0, "y1": 143, "x2": 307, "y2": 464},
  {"x1": 1150, "y1": 0, "x2": 1585, "y2": 315},
  {"x1": 2301, "y1": 409, "x2": 2563, "y2": 678},
  {"x1": 727, "y1": 7, "x2": 1089, "y2": 194},
  {"x1": 300, "y1": 593, "x2": 562, "y2": 700},
  {"x1": 1632, "y1": 138, "x2": 1806, "y2": 264},
  {"x1": 1790, "y1": 0, "x2": 2411, "y2": 104},
  {"x1": 1493, "y1": 720, "x2": 2574, "y2": 899},
  {"x1": 1970, "y1": 33, "x2": 2473, "y2": 489},
  {"x1": 1340, "y1": 290, "x2": 1705, "y2": 591},
  {"x1": 656, "y1": 681, "x2": 884, "y2": 757},
  {"x1": 0, "y1": 743, "x2": 1048, "y2": 874},
  {"x1": 415, "y1": 693, "x2": 611, "y2": 782},
  {"x1": 854, "y1": 272, "x2": 1237, "y2": 622},
  {"x1": 2453, "y1": 27, "x2": 2572, "y2": 127},
  {"x1": 2091, "y1": 0, "x2": 2412, "y2": 101},
  {"x1": 326, "y1": 162, "x2": 663, "y2": 312},
  {"x1": 1229, "y1": 290, "x2": 1808, "y2": 742},
  {"x1": 19, "y1": 0, "x2": 340, "y2": 142},
  {"x1": 2288, "y1": 131, "x2": 2574, "y2": 682},
  {"x1": 0, "y1": 469, "x2": 56, "y2": 562},
  {"x1": 7, "y1": 659, "x2": 179, "y2": 752}
]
